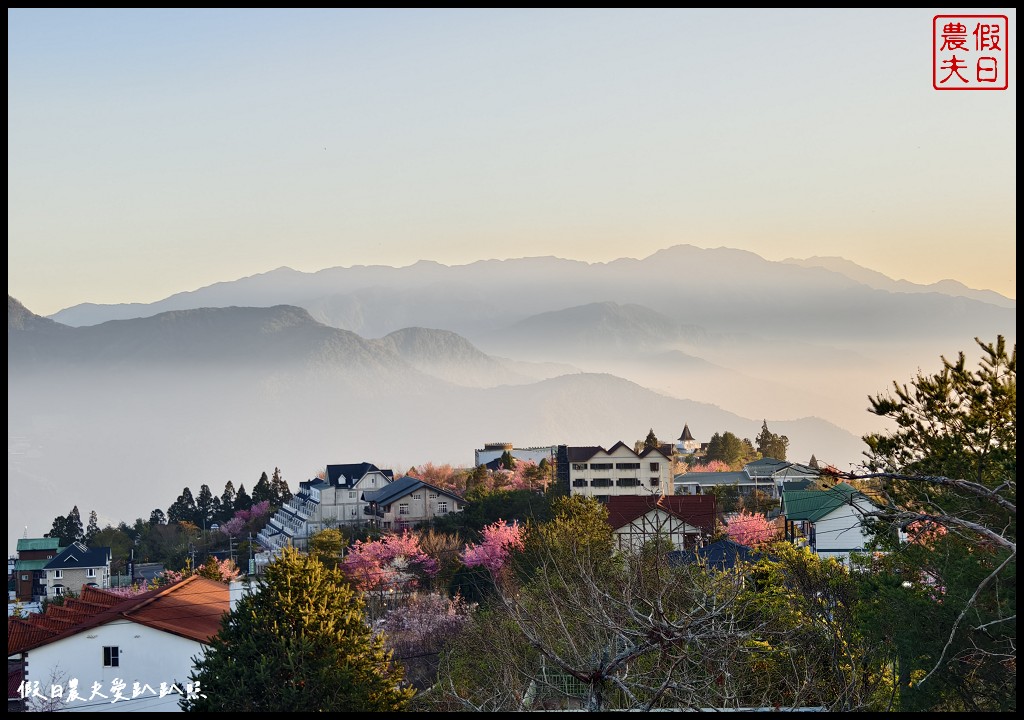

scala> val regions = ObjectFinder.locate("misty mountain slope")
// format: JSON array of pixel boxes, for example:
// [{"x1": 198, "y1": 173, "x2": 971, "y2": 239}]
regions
[
  {"x1": 46, "y1": 245, "x2": 1014, "y2": 349},
  {"x1": 9, "y1": 295, "x2": 68, "y2": 333},
  {"x1": 782, "y1": 256, "x2": 1016, "y2": 309},
  {"x1": 372, "y1": 327, "x2": 537, "y2": 388},
  {"x1": 473, "y1": 301, "x2": 711, "y2": 360}
]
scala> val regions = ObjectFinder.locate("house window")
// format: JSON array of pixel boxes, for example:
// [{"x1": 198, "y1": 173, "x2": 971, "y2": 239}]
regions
[
  {"x1": 616, "y1": 478, "x2": 641, "y2": 487},
  {"x1": 349, "y1": 491, "x2": 356, "y2": 499},
  {"x1": 103, "y1": 646, "x2": 120, "y2": 667},
  {"x1": 572, "y1": 479, "x2": 588, "y2": 487},
  {"x1": 399, "y1": 503, "x2": 409, "y2": 516},
  {"x1": 21, "y1": 574, "x2": 28, "y2": 581},
  {"x1": 590, "y1": 463, "x2": 613, "y2": 470},
  {"x1": 572, "y1": 463, "x2": 588, "y2": 471},
  {"x1": 52, "y1": 585, "x2": 65, "y2": 597},
  {"x1": 649, "y1": 462, "x2": 660, "y2": 471},
  {"x1": 615, "y1": 462, "x2": 640, "y2": 470},
  {"x1": 428, "y1": 492, "x2": 438, "y2": 499},
  {"x1": 649, "y1": 478, "x2": 660, "y2": 487},
  {"x1": 438, "y1": 502, "x2": 448, "y2": 514},
  {"x1": 52, "y1": 569, "x2": 63, "y2": 580},
  {"x1": 350, "y1": 508, "x2": 357, "y2": 517},
  {"x1": 591, "y1": 478, "x2": 612, "y2": 488},
  {"x1": 87, "y1": 568, "x2": 97, "y2": 578}
]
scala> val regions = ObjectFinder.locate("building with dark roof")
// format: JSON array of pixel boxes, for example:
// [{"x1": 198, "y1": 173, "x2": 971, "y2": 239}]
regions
[
  {"x1": 362, "y1": 476, "x2": 467, "y2": 530},
  {"x1": 43, "y1": 542, "x2": 111, "y2": 598},
  {"x1": 559, "y1": 442, "x2": 673, "y2": 501},
  {"x1": 257, "y1": 462, "x2": 394, "y2": 555},
  {"x1": 675, "y1": 458, "x2": 821, "y2": 499},
  {"x1": 606, "y1": 495, "x2": 717, "y2": 552},
  {"x1": 676, "y1": 423, "x2": 701, "y2": 454},
  {"x1": 669, "y1": 539, "x2": 764, "y2": 570}
]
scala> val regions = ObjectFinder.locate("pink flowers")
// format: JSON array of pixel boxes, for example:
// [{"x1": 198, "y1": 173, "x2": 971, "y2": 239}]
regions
[
  {"x1": 342, "y1": 531, "x2": 439, "y2": 592},
  {"x1": 460, "y1": 520, "x2": 525, "y2": 575},
  {"x1": 725, "y1": 510, "x2": 777, "y2": 547}
]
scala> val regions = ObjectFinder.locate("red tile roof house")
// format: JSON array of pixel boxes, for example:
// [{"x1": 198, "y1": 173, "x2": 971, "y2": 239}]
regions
[
  {"x1": 606, "y1": 495, "x2": 717, "y2": 553},
  {"x1": 7, "y1": 576, "x2": 229, "y2": 712}
]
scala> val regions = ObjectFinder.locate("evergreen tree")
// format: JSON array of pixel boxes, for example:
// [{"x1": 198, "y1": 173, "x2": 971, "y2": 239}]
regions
[
  {"x1": 181, "y1": 546, "x2": 414, "y2": 712},
  {"x1": 234, "y1": 484, "x2": 252, "y2": 512},
  {"x1": 643, "y1": 428, "x2": 660, "y2": 451},
  {"x1": 270, "y1": 467, "x2": 292, "y2": 505},
  {"x1": 149, "y1": 508, "x2": 167, "y2": 526},
  {"x1": 47, "y1": 506, "x2": 85, "y2": 545},
  {"x1": 251, "y1": 471, "x2": 274, "y2": 504},
  {"x1": 755, "y1": 420, "x2": 790, "y2": 461},
  {"x1": 84, "y1": 510, "x2": 100, "y2": 544},
  {"x1": 167, "y1": 487, "x2": 197, "y2": 525},
  {"x1": 195, "y1": 484, "x2": 216, "y2": 528},
  {"x1": 219, "y1": 481, "x2": 237, "y2": 522},
  {"x1": 499, "y1": 450, "x2": 516, "y2": 470}
]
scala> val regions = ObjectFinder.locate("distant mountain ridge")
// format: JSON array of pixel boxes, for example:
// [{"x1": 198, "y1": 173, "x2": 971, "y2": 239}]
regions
[
  {"x1": 46, "y1": 246, "x2": 1014, "y2": 349},
  {"x1": 781, "y1": 256, "x2": 1016, "y2": 308}
]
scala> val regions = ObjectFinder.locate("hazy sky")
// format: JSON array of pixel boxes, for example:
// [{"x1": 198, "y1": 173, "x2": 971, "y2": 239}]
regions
[{"x1": 8, "y1": 8, "x2": 1017, "y2": 316}]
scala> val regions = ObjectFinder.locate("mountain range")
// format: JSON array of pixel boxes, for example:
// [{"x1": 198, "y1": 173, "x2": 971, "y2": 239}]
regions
[{"x1": 9, "y1": 245, "x2": 1015, "y2": 553}]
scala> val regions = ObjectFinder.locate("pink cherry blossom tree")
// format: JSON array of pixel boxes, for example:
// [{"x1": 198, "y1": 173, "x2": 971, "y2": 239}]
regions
[
  {"x1": 725, "y1": 510, "x2": 778, "y2": 547},
  {"x1": 342, "y1": 530, "x2": 439, "y2": 593},
  {"x1": 460, "y1": 520, "x2": 525, "y2": 577}
]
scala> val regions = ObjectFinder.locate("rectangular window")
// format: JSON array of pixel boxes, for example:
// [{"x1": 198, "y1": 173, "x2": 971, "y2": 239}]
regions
[
  {"x1": 21, "y1": 574, "x2": 28, "y2": 581},
  {"x1": 52, "y1": 585, "x2": 65, "y2": 596},
  {"x1": 590, "y1": 463, "x2": 613, "y2": 470},
  {"x1": 572, "y1": 479, "x2": 589, "y2": 487},
  {"x1": 103, "y1": 646, "x2": 120, "y2": 667},
  {"x1": 399, "y1": 503, "x2": 409, "y2": 516},
  {"x1": 649, "y1": 462, "x2": 660, "y2": 471},
  {"x1": 591, "y1": 478, "x2": 613, "y2": 488},
  {"x1": 52, "y1": 569, "x2": 63, "y2": 580},
  {"x1": 650, "y1": 478, "x2": 660, "y2": 487},
  {"x1": 87, "y1": 568, "x2": 97, "y2": 578},
  {"x1": 428, "y1": 492, "x2": 438, "y2": 499},
  {"x1": 437, "y1": 501, "x2": 448, "y2": 514},
  {"x1": 615, "y1": 462, "x2": 640, "y2": 470},
  {"x1": 616, "y1": 478, "x2": 641, "y2": 487},
  {"x1": 572, "y1": 463, "x2": 588, "y2": 471},
  {"x1": 349, "y1": 491, "x2": 356, "y2": 499}
]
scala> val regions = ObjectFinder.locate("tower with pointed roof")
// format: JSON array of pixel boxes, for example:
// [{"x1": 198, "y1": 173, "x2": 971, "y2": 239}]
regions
[{"x1": 676, "y1": 423, "x2": 700, "y2": 455}]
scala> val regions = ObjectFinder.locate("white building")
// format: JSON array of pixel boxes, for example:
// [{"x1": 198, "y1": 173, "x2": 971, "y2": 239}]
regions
[
  {"x1": 561, "y1": 442, "x2": 673, "y2": 500},
  {"x1": 258, "y1": 462, "x2": 394, "y2": 553},
  {"x1": 8, "y1": 577, "x2": 228, "y2": 712},
  {"x1": 474, "y1": 442, "x2": 557, "y2": 468}
]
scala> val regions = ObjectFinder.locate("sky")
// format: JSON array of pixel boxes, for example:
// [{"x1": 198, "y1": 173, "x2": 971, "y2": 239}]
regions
[{"x1": 8, "y1": 8, "x2": 1017, "y2": 317}]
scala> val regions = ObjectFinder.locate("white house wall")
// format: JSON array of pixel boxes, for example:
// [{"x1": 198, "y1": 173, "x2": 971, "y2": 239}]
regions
[
  {"x1": 570, "y1": 446, "x2": 672, "y2": 499},
  {"x1": 613, "y1": 509, "x2": 700, "y2": 553},
  {"x1": 811, "y1": 499, "x2": 875, "y2": 563},
  {"x1": 22, "y1": 621, "x2": 205, "y2": 712}
]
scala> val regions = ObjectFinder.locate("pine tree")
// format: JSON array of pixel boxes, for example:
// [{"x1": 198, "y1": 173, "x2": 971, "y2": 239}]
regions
[
  {"x1": 195, "y1": 484, "x2": 215, "y2": 527},
  {"x1": 168, "y1": 487, "x2": 198, "y2": 525},
  {"x1": 85, "y1": 510, "x2": 100, "y2": 544},
  {"x1": 234, "y1": 484, "x2": 252, "y2": 512},
  {"x1": 270, "y1": 467, "x2": 292, "y2": 505},
  {"x1": 251, "y1": 471, "x2": 274, "y2": 504},
  {"x1": 181, "y1": 546, "x2": 414, "y2": 712},
  {"x1": 643, "y1": 428, "x2": 660, "y2": 451}
]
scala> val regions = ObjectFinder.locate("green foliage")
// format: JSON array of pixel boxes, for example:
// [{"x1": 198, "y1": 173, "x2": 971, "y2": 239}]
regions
[
  {"x1": 167, "y1": 487, "x2": 197, "y2": 525},
  {"x1": 47, "y1": 505, "x2": 84, "y2": 545},
  {"x1": 433, "y1": 489, "x2": 551, "y2": 540},
  {"x1": 308, "y1": 528, "x2": 347, "y2": 569},
  {"x1": 755, "y1": 420, "x2": 789, "y2": 461},
  {"x1": 181, "y1": 546, "x2": 414, "y2": 712},
  {"x1": 705, "y1": 431, "x2": 755, "y2": 467},
  {"x1": 643, "y1": 428, "x2": 660, "y2": 451},
  {"x1": 858, "y1": 336, "x2": 1016, "y2": 711},
  {"x1": 499, "y1": 450, "x2": 516, "y2": 470},
  {"x1": 251, "y1": 471, "x2": 274, "y2": 504}
]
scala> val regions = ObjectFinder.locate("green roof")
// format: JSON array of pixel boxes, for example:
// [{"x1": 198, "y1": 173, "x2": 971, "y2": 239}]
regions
[
  {"x1": 781, "y1": 483, "x2": 864, "y2": 522},
  {"x1": 17, "y1": 537, "x2": 61, "y2": 552},
  {"x1": 14, "y1": 559, "x2": 51, "y2": 571}
]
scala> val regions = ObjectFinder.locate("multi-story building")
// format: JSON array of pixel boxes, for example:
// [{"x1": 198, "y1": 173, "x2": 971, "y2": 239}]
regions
[
  {"x1": 43, "y1": 542, "x2": 112, "y2": 598},
  {"x1": 557, "y1": 442, "x2": 673, "y2": 501},
  {"x1": 258, "y1": 462, "x2": 394, "y2": 553},
  {"x1": 13, "y1": 538, "x2": 62, "y2": 601}
]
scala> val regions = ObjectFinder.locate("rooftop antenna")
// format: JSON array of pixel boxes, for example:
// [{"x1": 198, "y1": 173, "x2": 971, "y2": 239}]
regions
[{"x1": 23, "y1": 526, "x2": 28, "y2": 538}]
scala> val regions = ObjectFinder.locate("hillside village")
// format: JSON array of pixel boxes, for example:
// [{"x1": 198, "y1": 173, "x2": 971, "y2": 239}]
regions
[{"x1": 10, "y1": 409, "x2": 1004, "y2": 712}]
